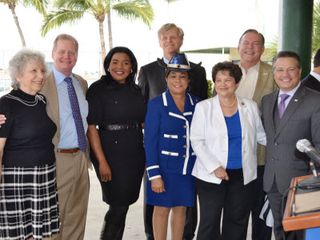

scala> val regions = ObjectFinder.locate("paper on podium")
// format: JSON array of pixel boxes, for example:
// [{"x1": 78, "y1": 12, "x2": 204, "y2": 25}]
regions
[
  {"x1": 283, "y1": 175, "x2": 320, "y2": 231},
  {"x1": 294, "y1": 190, "x2": 320, "y2": 215}
]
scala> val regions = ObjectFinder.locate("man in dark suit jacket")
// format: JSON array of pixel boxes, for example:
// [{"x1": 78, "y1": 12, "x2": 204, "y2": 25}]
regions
[
  {"x1": 302, "y1": 48, "x2": 320, "y2": 91},
  {"x1": 138, "y1": 23, "x2": 207, "y2": 102},
  {"x1": 138, "y1": 23, "x2": 208, "y2": 240},
  {"x1": 139, "y1": 59, "x2": 207, "y2": 101},
  {"x1": 261, "y1": 51, "x2": 320, "y2": 240}
]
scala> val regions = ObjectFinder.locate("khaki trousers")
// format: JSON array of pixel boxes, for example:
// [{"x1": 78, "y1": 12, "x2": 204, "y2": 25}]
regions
[{"x1": 55, "y1": 151, "x2": 90, "y2": 240}]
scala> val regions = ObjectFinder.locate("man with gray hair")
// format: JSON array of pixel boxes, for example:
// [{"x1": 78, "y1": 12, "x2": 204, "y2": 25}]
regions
[{"x1": 236, "y1": 29, "x2": 277, "y2": 240}]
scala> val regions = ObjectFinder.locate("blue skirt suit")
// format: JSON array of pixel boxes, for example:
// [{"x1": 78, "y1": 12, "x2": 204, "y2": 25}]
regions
[{"x1": 144, "y1": 90, "x2": 198, "y2": 207}]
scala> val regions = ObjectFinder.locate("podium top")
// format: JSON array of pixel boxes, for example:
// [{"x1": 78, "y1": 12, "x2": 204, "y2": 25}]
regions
[{"x1": 283, "y1": 175, "x2": 320, "y2": 231}]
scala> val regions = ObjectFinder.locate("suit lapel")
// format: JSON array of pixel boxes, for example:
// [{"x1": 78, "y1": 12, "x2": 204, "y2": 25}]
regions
[
  {"x1": 275, "y1": 86, "x2": 305, "y2": 138},
  {"x1": 237, "y1": 97, "x2": 250, "y2": 130},
  {"x1": 164, "y1": 91, "x2": 185, "y2": 118},
  {"x1": 73, "y1": 73, "x2": 88, "y2": 94},
  {"x1": 41, "y1": 73, "x2": 61, "y2": 143},
  {"x1": 158, "y1": 58, "x2": 167, "y2": 86},
  {"x1": 252, "y1": 62, "x2": 271, "y2": 103},
  {"x1": 267, "y1": 91, "x2": 279, "y2": 136}
]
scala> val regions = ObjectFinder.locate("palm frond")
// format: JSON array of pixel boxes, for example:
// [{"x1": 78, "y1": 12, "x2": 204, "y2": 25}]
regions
[
  {"x1": 41, "y1": 9, "x2": 84, "y2": 36},
  {"x1": 23, "y1": 0, "x2": 48, "y2": 15},
  {"x1": 112, "y1": 0, "x2": 154, "y2": 27},
  {"x1": 89, "y1": 1, "x2": 109, "y2": 16},
  {"x1": 53, "y1": 0, "x2": 90, "y2": 10},
  {"x1": 0, "y1": 0, "x2": 16, "y2": 5}
]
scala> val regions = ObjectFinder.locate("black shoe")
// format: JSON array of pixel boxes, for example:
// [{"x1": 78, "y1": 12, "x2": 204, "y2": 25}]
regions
[{"x1": 146, "y1": 234, "x2": 154, "y2": 240}]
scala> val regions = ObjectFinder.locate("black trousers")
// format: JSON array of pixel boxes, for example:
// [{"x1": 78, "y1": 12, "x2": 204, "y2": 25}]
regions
[
  {"x1": 101, "y1": 205, "x2": 129, "y2": 240},
  {"x1": 251, "y1": 166, "x2": 272, "y2": 240},
  {"x1": 196, "y1": 169, "x2": 254, "y2": 240},
  {"x1": 143, "y1": 176, "x2": 197, "y2": 240},
  {"x1": 267, "y1": 182, "x2": 303, "y2": 240}
]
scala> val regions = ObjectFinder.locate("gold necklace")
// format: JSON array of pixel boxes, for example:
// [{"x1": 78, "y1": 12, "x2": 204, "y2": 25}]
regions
[{"x1": 220, "y1": 97, "x2": 237, "y2": 108}]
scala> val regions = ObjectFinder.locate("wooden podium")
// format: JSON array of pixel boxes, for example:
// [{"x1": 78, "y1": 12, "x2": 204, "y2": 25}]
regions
[{"x1": 283, "y1": 175, "x2": 320, "y2": 231}]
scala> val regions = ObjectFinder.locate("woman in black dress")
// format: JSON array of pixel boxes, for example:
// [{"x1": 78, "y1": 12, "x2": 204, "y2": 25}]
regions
[
  {"x1": 0, "y1": 49, "x2": 59, "y2": 239},
  {"x1": 87, "y1": 47, "x2": 146, "y2": 240}
]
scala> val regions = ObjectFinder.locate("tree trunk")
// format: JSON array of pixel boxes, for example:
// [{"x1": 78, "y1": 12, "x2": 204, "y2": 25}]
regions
[
  {"x1": 98, "y1": 20, "x2": 106, "y2": 63},
  {"x1": 9, "y1": 4, "x2": 26, "y2": 47},
  {"x1": 107, "y1": 13, "x2": 113, "y2": 50},
  {"x1": 99, "y1": 20, "x2": 106, "y2": 75}
]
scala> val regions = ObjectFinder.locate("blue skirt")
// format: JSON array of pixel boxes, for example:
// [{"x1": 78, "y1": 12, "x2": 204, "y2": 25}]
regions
[{"x1": 147, "y1": 171, "x2": 195, "y2": 207}]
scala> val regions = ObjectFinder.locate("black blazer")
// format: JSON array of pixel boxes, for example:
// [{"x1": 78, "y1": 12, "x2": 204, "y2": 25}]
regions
[
  {"x1": 302, "y1": 74, "x2": 320, "y2": 92},
  {"x1": 138, "y1": 58, "x2": 208, "y2": 100}
]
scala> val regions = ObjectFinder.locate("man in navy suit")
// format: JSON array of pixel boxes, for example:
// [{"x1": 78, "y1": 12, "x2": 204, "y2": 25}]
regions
[
  {"x1": 302, "y1": 48, "x2": 320, "y2": 91},
  {"x1": 138, "y1": 23, "x2": 208, "y2": 240}
]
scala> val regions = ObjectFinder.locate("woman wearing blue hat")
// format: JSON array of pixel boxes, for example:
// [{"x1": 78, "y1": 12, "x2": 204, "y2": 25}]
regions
[{"x1": 144, "y1": 53, "x2": 199, "y2": 240}]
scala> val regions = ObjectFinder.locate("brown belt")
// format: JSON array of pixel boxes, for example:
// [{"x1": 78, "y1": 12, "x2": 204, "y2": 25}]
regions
[{"x1": 57, "y1": 148, "x2": 80, "y2": 154}]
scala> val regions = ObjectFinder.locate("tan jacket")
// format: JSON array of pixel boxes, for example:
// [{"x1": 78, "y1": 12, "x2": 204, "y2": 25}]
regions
[{"x1": 41, "y1": 72, "x2": 91, "y2": 163}]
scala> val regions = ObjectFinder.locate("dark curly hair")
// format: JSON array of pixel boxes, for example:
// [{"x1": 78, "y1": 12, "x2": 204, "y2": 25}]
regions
[
  {"x1": 103, "y1": 46, "x2": 138, "y2": 85},
  {"x1": 212, "y1": 61, "x2": 242, "y2": 84}
]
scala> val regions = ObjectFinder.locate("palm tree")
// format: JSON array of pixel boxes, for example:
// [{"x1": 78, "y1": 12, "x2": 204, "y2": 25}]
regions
[
  {"x1": 313, "y1": 1, "x2": 320, "y2": 53},
  {"x1": 41, "y1": 0, "x2": 154, "y2": 64},
  {"x1": 0, "y1": 0, "x2": 47, "y2": 47}
]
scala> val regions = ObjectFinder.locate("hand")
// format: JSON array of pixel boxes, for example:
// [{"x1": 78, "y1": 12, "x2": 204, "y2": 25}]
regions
[
  {"x1": 0, "y1": 114, "x2": 6, "y2": 127},
  {"x1": 99, "y1": 160, "x2": 112, "y2": 182},
  {"x1": 151, "y1": 177, "x2": 165, "y2": 193},
  {"x1": 213, "y1": 166, "x2": 229, "y2": 181}
]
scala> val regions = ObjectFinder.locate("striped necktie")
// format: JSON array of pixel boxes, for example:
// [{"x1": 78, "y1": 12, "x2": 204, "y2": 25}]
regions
[{"x1": 278, "y1": 93, "x2": 290, "y2": 118}]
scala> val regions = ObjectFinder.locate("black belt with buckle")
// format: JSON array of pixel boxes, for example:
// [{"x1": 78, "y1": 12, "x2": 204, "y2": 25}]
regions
[{"x1": 100, "y1": 123, "x2": 141, "y2": 131}]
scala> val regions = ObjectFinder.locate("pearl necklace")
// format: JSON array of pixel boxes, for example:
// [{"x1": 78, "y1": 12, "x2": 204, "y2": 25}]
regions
[
  {"x1": 220, "y1": 97, "x2": 237, "y2": 108},
  {"x1": 5, "y1": 93, "x2": 46, "y2": 106}
]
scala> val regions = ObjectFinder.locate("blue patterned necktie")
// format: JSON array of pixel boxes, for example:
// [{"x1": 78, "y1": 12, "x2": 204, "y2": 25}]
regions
[
  {"x1": 64, "y1": 77, "x2": 87, "y2": 151},
  {"x1": 278, "y1": 93, "x2": 290, "y2": 118}
]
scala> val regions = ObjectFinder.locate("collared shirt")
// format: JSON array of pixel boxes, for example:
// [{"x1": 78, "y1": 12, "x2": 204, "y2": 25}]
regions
[
  {"x1": 53, "y1": 67, "x2": 88, "y2": 149},
  {"x1": 278, "y1": 82, "x2": 301, "y2": 109},
  {"x1": 236, "y1": 62, "x2": 260, "y2": 99},
  {"x1": 310, "y1": 71, "x2": 320, "y2": 82},
  {"x1": 163, "y1": 57, "x2": 169, "y2": 64}
]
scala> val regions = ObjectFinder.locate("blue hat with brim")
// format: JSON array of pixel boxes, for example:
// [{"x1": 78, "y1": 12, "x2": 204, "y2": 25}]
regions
[{"x1": 166, "y1": 53, "x2": 191, "y2": 72}]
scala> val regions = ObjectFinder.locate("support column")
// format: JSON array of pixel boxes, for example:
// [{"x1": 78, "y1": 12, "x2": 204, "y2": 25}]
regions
[{"x1": 279, "y1": 0, "x2": 313, "y2": 78}]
